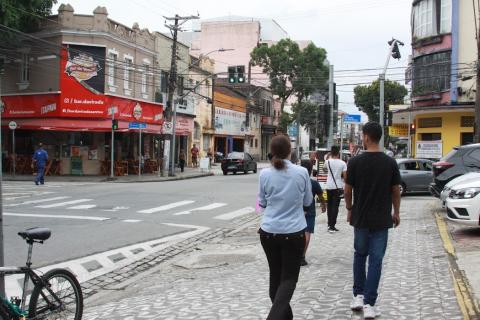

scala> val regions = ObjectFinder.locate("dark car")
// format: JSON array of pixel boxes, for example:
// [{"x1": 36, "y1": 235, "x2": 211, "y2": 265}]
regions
[
  {"x1": 396, "y1": 158, "x2": 434, "y2": 195},
  {"x1": 429, "y1": 144, "x2": 480, "y2": 197},
  {"x1": 221, "y1": 152, "x2": 257, "y2": 175}
]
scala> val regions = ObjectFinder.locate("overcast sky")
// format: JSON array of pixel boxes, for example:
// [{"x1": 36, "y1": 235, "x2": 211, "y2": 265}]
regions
[{"x1": 53, "y1": 0, "x2": 413, "y2": 119}]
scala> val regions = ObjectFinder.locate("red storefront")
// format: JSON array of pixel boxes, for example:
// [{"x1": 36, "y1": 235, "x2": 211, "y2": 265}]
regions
[{"x1": 1, "y1": 47, "x2": 164, "y2": 175}]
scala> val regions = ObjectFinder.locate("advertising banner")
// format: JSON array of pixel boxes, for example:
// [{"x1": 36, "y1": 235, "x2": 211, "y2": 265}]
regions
[
  {"x1": 416, "y1": 141, "x2": 443, "y2": 159},
  {"x1": 215, "y1": 107, "x2": 246, "y2": 136},
  {"x1": 389, "y1": 124, "x2": 409, "y2": 137}
]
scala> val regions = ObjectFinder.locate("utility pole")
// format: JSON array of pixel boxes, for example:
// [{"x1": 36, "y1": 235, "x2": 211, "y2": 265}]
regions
[
  {"x1": 327, "y1": 64, "x2": 334, "y2": 148},
  {"x1": 0, "y1": 59, "x2": 4, "y2": 296},
  {"x1": 475, "y1": 14, "x2": 480, "y2": 142},
  {"x1": 164, "y1": 14, "x2": 199, "y2": 176}
]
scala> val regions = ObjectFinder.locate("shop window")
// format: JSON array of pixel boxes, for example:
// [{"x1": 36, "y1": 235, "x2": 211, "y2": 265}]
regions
[
  {"x1": 461, "y1": 132, "x2": 474, "y2": 145},
  {"x1": 413, "y1": 51, "x2": 451, "y2": 96},
  {"x1": 420, "y1": 133, "x2": 441, "y2": 141},
  {"x1": 460, "y1": 116, "x2": 474, "y2": 128},
  {"x1": 418, "y1": 117, "x2": 442, "y2": 128}
]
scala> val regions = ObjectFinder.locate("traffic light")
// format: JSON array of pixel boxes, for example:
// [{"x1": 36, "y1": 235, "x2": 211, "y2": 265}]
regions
[
  {"x1": 112, "y1": 119, "x2": 118, "y2": 130},
  {"x1": 410, "y1": 123, "x2": 416, "y2": 134},
  {"x1": 388, "y1": 39, "x2": 403, "y2": 60},
  {"x1": 228, "y1": 66, "x2": 236, "y2": 83},
  {"x1": 237, "y1": 65, "x2": 245, "y2": 83}
]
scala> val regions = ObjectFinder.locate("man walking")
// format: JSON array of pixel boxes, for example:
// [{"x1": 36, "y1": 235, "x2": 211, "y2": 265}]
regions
[
  {"x1": 344, "y1": 122, "x2": 401, "y2": 319},
  {"x1": 32, "y1": 143, "x2": 48, "y2": 185}
]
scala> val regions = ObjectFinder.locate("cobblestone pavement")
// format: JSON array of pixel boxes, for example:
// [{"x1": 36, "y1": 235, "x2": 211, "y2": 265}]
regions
[{"x1": 83, "y1": 196, "x2": 464, "y2": 319}]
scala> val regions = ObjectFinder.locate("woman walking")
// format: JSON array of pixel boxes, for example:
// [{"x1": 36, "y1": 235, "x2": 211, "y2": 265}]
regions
[
  {"x1": 258, "y1": 135, "x2": 312, "y2": 319},
  {"x1": 324, "y1": 146, "x2": 347, "y2": 233}
]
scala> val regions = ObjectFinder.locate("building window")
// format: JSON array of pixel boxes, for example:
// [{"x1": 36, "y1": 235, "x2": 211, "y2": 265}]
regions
[
  {"x1": 160, "y1": 71, "x2": 169, "y2": 93},
  {"x1": 255, "y1": 139, "x2": 258, "y2": 148},
  {"x1": 124, "y1": 57, "x2": 133, "y2": 92},
  {"x1": 21, "y1": 53, "x2": 29, "y2": 83},
  {"x1": 461, "y1": 116, "x2": 474, "y2": 127},
  {"x1": 108, "y1": 52, "x2": 117, "y2": 86},
  {"x1": 177, "y1": 76, "x2": 184, "y2": 104},
  {"x1": 440, "y1": 0, "x2": 451, "y2": 34},
  {"x1": 413, "y1": 0, "x2": 435, "y2": 39},
  {"x1": 419, "y1": 117, "x2": 442, "y2": 128},
  {"x1": 141, "y1": 64, "x2": 149, "y2": 94},
  {"x1": 413, "y1": 51, "x2": 451, "y2": 96},
  {"x1": 203, "y1": 134, "x2": 210, "y2": 151},
  {"x1": 461, "y1": 132, "x2": 474, "y2": 145},
  {"x1": 420, "y1": 133, "x2": 442, "y2": 140},
  {"x1": 194, "y1": 122, "x2": 201, "y2": 140}
]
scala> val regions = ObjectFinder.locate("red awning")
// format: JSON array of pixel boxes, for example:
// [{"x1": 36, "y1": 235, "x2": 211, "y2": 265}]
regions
[{"x1": 1, "y1": 118, "x2": 162, "y2": 134}]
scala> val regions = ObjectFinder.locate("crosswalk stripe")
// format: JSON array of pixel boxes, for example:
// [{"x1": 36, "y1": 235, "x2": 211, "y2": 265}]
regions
[
  {"x1": 174, "y1": 203, "x2": 227, "y2": 216},
  {"x1": 68, "y1": 204, "x2": 97, "y2": 210},
  {"x1": 4, "y1": 212, "x2": 109, "y2": 221},
  {"x1": 213, "y1": 207, "x2": 256, "y2": 220},
  {"x1": 137, "y1": 200, "x2": 195, "y2": 214},
  {"x1": 36, "y1": 199, "x2": 92, "y2": 208},
  {"x1": 122, "y1": 219, "x2": 142, "y2": 223},
  {"x1": 5, "y1": 196, "x2": 70, "y2": 207}
]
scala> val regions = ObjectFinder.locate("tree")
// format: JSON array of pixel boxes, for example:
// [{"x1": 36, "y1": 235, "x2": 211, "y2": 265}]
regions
[
  {"x1": 0, "y1": 0, "x2": 57, "y2": 32},
  {"x1": 250, "y1": 39, "x2": 300, "y2": 114},
  {"x1": 354, "y1": 80, "x2": 408, "y2": 122},
  {"x1": 291, "y1": 101, "x2": 320, "y2": 134}
]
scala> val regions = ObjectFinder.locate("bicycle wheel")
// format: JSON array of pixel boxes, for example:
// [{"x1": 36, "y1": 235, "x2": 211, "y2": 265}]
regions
[{"x1": 28, "y1": 268, "x2": 83, "y2": 320}]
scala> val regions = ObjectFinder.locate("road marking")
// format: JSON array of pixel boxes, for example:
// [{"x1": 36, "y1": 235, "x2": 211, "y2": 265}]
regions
[
  {"x1": 4, "y1": 212, "x2": 109, "y2": 221},
  {"x1": 68, "y1": 204, "x2": 97, "y2": 210},
  {"x1": 174, "y1": 203, "x2": 227, "y2": 215},
  {"x1": 5, "y1": 196, "x2": 70, "y2": 207},
  {"x1": 36, "y1": 199, "x2": 92, "y2": 208},
  {"x1": 122, "y1": 219, "x2": 142, "y2": 223},
  {"x1": 214, "y1": 207, "x2": 256, "y2": 220},
  {"x1": 103, "y1": 206, "x2": 130, "y2": 212},
  {"x1": 5, "y1": 223, "x2": 209, "y2": 297},
  {"x1": 4, "y1": 192, "x2": 55, "y2": 196},
  {"x1": 138, "y1": 200, "x2": 195, "y2": 214}
]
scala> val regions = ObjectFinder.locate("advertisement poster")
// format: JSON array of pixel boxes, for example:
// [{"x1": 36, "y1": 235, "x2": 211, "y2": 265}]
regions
[
  {"x1": 214, "y1": 107, "x2": 246, "y2": 136},
  {"x1": 416, "y1": 141, "x2": 443, "y2": 159},
  {"x1": 65, "y1": 44, "x2": 105, "y2": 94},
  {"x1": 88, "y1": 148, "x2": 98, "y2": 160}
]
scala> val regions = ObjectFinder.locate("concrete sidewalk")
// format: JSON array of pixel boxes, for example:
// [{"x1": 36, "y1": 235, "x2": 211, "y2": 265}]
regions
[{"x1": 83, "y1": 197, "x2": 465, "y2": 319}]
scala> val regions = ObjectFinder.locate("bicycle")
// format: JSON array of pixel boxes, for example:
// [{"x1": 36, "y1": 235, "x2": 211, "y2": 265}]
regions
[{"x1": 0, "y1": 227, "x2": 83, "y2": 319}]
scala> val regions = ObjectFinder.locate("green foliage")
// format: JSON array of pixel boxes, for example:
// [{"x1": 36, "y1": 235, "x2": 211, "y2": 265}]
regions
[
  {"x1": 353, "y1": 80, "x2": 408, "y2": 122},
  {"x1": 279, "y1": 111, "x2": 293, "y2": 131},
  {"x1": 0, "y1": 0, "x2": 57, "y2": 32},
  {"x1": 251, "y1": 39, "x2": 329, "y2": 116},
  {"x1": 291, "y1": 101, "x2": 320, "y2": 134}
]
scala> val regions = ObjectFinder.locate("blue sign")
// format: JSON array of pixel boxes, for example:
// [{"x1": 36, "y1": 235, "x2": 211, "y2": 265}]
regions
[
  {"x1": 287, "y1": 123, "x2": 298, "y2": 137},
  {"x1": 344, "y1": 114, "x2": 361, "y2": 123},
  {"x1": 129, "y1": 122, "x2": 147, "y2": 129}
]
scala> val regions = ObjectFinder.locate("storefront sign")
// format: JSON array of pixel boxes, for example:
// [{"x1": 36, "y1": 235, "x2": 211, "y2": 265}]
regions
[
  {"x1": 129, "y1": 122, "x2": 147, "y2": 129},
  {"x1": 175, "y1": 115, "x2": 194, "y2": 136},
  {"x1": 215, "y1": 107, "x2": 246, "y2": 136},
  {"x1": 389, "y1": 124, "x2": 409, "y2": 137},
  {"x1": 416, "y1": 141, "x2": 443, "y2": 159},
  {"x1": 65, "y1": 44, "x2": 105, "y2": 94},
  {"x1": 162, "y1": 122, "x2": 173, "y2": 135}
]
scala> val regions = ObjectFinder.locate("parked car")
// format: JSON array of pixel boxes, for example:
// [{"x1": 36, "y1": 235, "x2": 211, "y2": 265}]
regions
[
  {"x1": 445, "y1": 179, "x2": 480, "y2": 226},
  {"x1": 396, "y1": 158, "x2": 434, "y2": 195},
  {"x1": 221, "y1": 152, "x2": 257, "y2": 175},
  {"x1": 430, "y1": 144, "x2": 480, "y2": 197},
  {"x1": 440, "y1": 172, "x2": 480, "y2": 207}
]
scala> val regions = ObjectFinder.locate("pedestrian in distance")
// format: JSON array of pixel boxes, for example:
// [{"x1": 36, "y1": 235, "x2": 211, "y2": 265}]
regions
[
  {"x1": 300, "y1": 161, "x2": 326, "y2": 266},
  {"x1": 179, "y1": 149, "x2": 186, "y2": 173},
  {"x1": 258, "y1": 134, "x2": 312, "y2": 320},
  {"x1": 32, "y1": 143, "x2": 48, "y2": 185},
  {"x1": 345, "y1": 122, "x2": 401, "y2": 319},
  {"x1": 324, "y1": 146, "x2": 347, "y2": 233},
  {"x1": 191, "y1": 144, "x2": 199, "y2": 168}
]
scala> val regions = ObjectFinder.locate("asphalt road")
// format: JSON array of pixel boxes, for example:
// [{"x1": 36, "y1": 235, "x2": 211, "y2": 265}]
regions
[{"x1": 2, "y1": 172, "x2": 259, "y2": 268}]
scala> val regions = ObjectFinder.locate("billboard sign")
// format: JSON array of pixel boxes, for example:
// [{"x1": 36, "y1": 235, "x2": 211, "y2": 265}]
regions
[
  {"x1": 214, "y1": 107, "x2": 246, "y2": 136},
  {"x1": 416, "y1": 141, "x2": 443, "y2": 159}
]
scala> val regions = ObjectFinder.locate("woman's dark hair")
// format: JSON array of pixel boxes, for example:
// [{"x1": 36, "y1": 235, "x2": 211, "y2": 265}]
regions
[
  {"x1": 270, "y1": 135, "x2": 291, "y2": 170},
  {"x1": 301, "y1": 161, "x2": 313, "y2": 176}
]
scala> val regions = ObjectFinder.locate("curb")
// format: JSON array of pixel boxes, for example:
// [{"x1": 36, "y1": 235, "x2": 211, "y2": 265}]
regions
[
  {"x1": 106, "y1": 172, "x2": 214, "y2": 183},
  {"x1": 434, "y1": 212, "x2": 480, "y2": 319}
]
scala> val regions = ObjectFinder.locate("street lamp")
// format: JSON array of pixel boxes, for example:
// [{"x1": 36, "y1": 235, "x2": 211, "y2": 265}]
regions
[
  {"x1": 379, "y1": 38, "x2": 404, "y2": 149},
  {"x1": 169, "y1": 48, "x2": 234, "y2": 176}
]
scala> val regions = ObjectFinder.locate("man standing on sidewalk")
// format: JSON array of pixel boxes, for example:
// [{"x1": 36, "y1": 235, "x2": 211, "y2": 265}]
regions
[
  {"x1": 32, "y1": 143, "x2": 48, "y2": 185},
  {"x1": 344, "y1": 122, "x2": 401, "y2": 319}
]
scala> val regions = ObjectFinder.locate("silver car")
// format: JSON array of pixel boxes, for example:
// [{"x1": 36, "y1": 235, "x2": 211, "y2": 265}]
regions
[{"x1": 396, "y1": 159, "x2": 434, "y2": 195}]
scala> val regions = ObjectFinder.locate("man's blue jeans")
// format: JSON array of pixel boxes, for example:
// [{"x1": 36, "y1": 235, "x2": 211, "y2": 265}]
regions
[
  {"x1": 353, "y1": 227, "x2": 389, "y2": 306},
  {"x1": 35, "y1": 166, "x2": 45, "y2": 185}
]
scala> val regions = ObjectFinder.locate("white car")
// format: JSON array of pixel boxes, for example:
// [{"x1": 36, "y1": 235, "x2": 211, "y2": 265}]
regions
[
  {"x1": 440, "y1": 172, "x2": 480, "y2": 207},
  {"x1": 445, "y1": 179, "x2": 480, "y2": 226}
]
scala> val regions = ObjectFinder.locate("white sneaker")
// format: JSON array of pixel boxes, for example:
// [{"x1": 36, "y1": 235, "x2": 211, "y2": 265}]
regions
[
  {"x1": 350, "y1": 294, "x2": 364, "y2": 311},
  {"x1": 363, "y1": 304, "x2": 380, "y2": 319}
]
